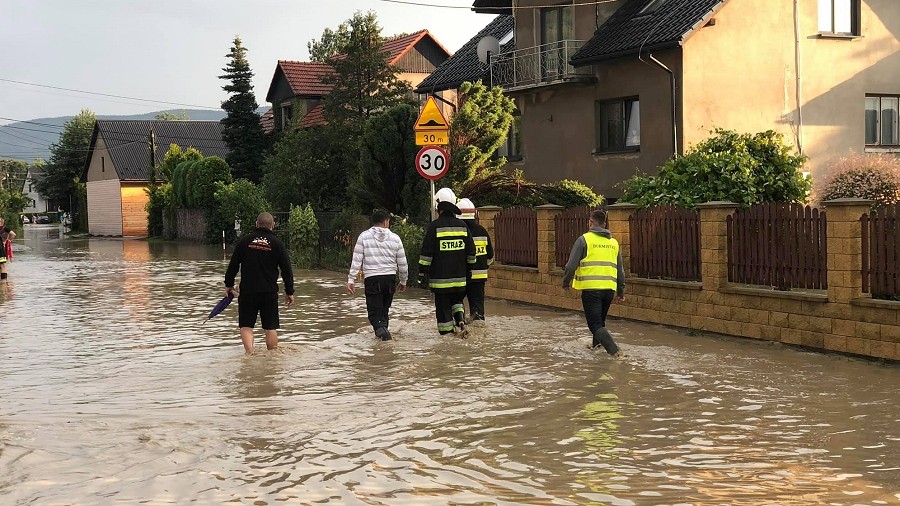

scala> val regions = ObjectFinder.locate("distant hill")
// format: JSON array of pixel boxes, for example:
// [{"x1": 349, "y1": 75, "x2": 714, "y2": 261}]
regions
[{"x1": 0, "y1": 107, "x2": 268, "y2": 162}]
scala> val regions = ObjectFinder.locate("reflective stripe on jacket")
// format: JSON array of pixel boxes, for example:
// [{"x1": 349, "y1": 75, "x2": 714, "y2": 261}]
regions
[{"x1": 572, "y1": 232, "x2": 619, "y2": 291}]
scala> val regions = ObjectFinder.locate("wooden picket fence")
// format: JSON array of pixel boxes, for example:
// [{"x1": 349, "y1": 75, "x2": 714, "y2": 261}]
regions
[
  {"x1": 493, "y1": 207, "x2": 538, "y2": 267},
  {"x1": 861, "y1": 204, "x2": 900, "y2": 298},
  {"x1": 629, "y1": 206, "x2": 701, "y2": 281},
  {"x1": 727, "y1": 203, "x2": 827, "y2": 290},
  {"x1": 554, "y1": 206, "x2": 592, "y2": 267}
]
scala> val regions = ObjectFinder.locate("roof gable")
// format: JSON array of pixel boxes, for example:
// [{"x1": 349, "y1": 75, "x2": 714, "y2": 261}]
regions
[
  {"x1": 415, "y1": 15, "x2": 515, "y2": 93},
  {"x1": 384, "y1": 30, "x2": 451, "y2": 67},
  {"x1": 570, "y1": 0, "x2": 726, "y2": 65},
  {"x1": 83, "y1": 120, "x2": 229, "y2": 182}
]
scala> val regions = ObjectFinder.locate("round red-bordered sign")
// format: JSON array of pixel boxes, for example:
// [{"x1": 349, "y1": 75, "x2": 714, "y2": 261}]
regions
[{"x1": 415, "y1": 145, "x2": 449, "y2": 181}]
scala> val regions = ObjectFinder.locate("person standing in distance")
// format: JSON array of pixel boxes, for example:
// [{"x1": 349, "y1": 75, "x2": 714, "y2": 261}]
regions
[
  {"x1": 224, "y1": 212, "x2": 295, "y2": 354},
  {"x1": 456, "y1": 198, "x2": 493, "y2": 323},
  {"x1": 562, "y1": 209, "x2": 624, "y2": 356},
  {"x1": 0, "y1": 217, "x2": 16, "y2": 281},
  {"x1": 347, "y1": 209, "x2": 409, "y2": 341},
  {"x1": 418, "y1": 188, "x2": 477, "y2": 336}
]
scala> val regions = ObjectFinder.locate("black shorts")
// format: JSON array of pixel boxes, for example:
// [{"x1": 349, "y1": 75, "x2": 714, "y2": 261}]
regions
[{"x1": 238, "y1": 292, "x2": 280, "y2": 330}]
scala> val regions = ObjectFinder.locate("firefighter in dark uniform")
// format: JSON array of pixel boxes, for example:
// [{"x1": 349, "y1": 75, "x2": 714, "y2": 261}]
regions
[
  {"x1": 456, "y1": 198, "x2": 493, "y2": 322},
  {"x1": 418, "y1": 188, "x2": 477, "y2": 336}
]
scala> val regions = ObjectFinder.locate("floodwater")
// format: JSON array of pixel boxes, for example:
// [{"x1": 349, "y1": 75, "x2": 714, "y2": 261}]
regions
[{"x1": 1, "y1": 225, "x2": 898, "y2": 506}]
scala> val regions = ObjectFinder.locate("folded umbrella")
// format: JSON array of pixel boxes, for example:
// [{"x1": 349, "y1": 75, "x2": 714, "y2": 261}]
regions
[{"x1": 205, "y1": 293, "x2": 234, "y2": 323}]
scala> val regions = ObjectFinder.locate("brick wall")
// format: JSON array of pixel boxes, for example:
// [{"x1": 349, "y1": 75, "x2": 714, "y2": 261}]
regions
[{"x1": 478, "y1": 200, "x2": 899, "y2": 361}]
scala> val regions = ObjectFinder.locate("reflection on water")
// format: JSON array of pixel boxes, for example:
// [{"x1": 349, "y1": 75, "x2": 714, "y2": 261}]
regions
[{"x1": 1, "y1": 228, "x2": 898, "y2": 504}]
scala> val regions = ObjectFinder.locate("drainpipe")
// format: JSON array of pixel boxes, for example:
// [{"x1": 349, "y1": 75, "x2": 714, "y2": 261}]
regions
[
  {"x1": 648, "y1": 54, "x2": 679, "y2": 156},
  {"x1": 793, "y1": 0, "x2": 805, "y2": 154}
]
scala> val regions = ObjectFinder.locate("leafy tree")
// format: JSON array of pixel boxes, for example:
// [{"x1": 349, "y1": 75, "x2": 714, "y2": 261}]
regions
[
  {"x1": 209, "y1": 179, "x2": 269, "y2": 243},
  {"x1": 156, "y1": 144, "x2": 203, "y2": 183},
  {"x1": 154, "y1": 111, "x2": 189, "y2": 121},
  {"x1": 447, "y1": 81, "x2": 516, "y2": 191},
  {"x1": 308, "y1": 22, "x2": 351, "y2": 62},
  {"x1": 621, "y1": 129, "x2": 810, "y2": 208},
  {"x1": 145, "y1": 183, "x2": 172, "y2": 238},
  {"x1": 0, "y1": 160, "x2": 29, "y2": 193},
  {"x1": 350, "y1": 104, "x2": 429, "y2": 218},
  {"x1": 260, "y1": 126, "x2": 349, "y2": 212},
  {"x1": 321, "y1": 11, "x2": 412, "y2": 129},
  {"x1": 0, "y1": 187, "x2": 30, "y2": 230},
  {"x1": 192, "y1": 156, "x2": 233, "y2": 209},
  {"x1": 35, "y1": 109, "x2": 96, "y2": 212},
  {"x1": 219, "y1": 36, "x2": 267, "y2": 183}
]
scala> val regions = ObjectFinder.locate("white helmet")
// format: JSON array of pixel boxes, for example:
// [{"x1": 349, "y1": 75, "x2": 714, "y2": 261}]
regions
[
  {"x1": 456, "y1": 198, "x2": 476, "y2": 220},
  {"x1": 434, "y1": 187, "x2": 457, "y2": 206}
]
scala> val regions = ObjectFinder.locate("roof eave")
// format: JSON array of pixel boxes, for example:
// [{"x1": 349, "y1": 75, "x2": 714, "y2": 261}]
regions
[
  {"x1": 80, "y1": 123, "x2": 102, "y2": 182},
  {"x1": 570, "y1": 41, "x2": 681, "y2": 67}
]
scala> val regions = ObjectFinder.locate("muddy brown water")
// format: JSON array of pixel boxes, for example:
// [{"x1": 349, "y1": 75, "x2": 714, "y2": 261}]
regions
[{"x1": 1, "y1": 225, "x2": 898, "y2": 505}]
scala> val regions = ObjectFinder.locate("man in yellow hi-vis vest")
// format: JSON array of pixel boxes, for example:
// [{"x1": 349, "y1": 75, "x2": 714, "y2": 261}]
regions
[{"x1": 562, "y1": 209, "x2": 624, "y2": 356}]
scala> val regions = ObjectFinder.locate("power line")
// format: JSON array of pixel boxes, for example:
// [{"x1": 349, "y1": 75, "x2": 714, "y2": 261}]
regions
[{"x1": 0, "y1": 77, "x2": 221, "y2": 110}]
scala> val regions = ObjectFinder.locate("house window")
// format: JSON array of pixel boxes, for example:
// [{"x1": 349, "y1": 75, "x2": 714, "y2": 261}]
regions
[
  {"x1": 596, "y1": 98, "x2": 640, "y2": 152},
  {"x1": 541, "y1": 5, "x2": 574, "y2": 45},
  {"x1": 818, "y1": 0, "x2": 860, "y2": 35},
  {"x1": 865, "y1": 95, "x2": 899, "y2": 146},
  {"x1": 101, "y1": 156, "x2": 105, "y2": 173},
  {"x1": 498, "y1": 111, "x2": 523, "y2": 161},
  {"x1": 281, "y1": 103, "x2": 294, "y2": 128}
]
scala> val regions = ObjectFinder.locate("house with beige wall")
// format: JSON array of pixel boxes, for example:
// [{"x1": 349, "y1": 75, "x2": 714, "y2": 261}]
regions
[
  {"x1": 465, "y1": 0, "x2": 900, "y2": 199},
  {"x1": 264, "y1": 30, "x2": 451, "y2": 131},
  {"x1": 82, "y1": 120, "x2": 228, "y2": 237}
]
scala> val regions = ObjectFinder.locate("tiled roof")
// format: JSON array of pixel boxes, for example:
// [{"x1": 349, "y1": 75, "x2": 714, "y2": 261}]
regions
[
  {"x1": 415, "y1": 15, "x2": 514, "y2": 93},
  {"x1": 384, "y1": 29, "x2": 451, "y2": 64},
  {"x1": 260, "y1": 108, "x2": 274, "y2": 134},
  {"x1": 298, "y1": 104, "x2": 327, "y2": 128},
  {"x1": 276, "y1": 61, "x2": 335, "y2": 98},
  {"x1": 83, "y1": 120, "x2": 229, "y2": 182},
  {"x1": 571, "y1": 0, "x2": 725, "y2": 66},
  {"x1": 472, "y1": 0, "x2": 512, "y2": 15}
]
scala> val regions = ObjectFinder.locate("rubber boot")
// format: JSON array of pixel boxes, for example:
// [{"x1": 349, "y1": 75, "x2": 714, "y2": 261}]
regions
[
  {"x1": 375, "y1": 327, "x2": 393, "y2": 341},
  {"x1": 592, "y1": 327, "x2": 619, "y2": 355}
]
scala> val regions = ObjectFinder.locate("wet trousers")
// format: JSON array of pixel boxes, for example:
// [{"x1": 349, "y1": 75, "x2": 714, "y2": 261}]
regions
[
  {"x1": 364, "y1": 275, "x2": 396, "y2": 332},
  {"x1": 465, "y1": 281, "x2": 485, "y2": 320},
  {"x1": 582, "y1": 289, "x2": 620, "y2": 355},
  {"x1": 434, "y1": 291, "x2": 466, "y2": 334}
]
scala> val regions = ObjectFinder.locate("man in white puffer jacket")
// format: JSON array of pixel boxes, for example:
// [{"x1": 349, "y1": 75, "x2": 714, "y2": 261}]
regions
[{"x1": 347, "y1": 209, "x2": 409, "y2": 341}]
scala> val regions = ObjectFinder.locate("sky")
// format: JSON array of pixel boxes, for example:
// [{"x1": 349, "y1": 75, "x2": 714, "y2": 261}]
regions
[{"x1": 0, "y1": 0, "x2": 491, "y2": 122}]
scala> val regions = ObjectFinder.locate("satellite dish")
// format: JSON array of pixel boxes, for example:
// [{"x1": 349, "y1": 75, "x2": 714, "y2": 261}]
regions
[{"x1": 477, "y1": 36, "x2": 500, "y2": 64}]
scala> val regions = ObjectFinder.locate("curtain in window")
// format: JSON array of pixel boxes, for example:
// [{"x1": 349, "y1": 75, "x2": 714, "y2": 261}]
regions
[
  {"x1": 600, "y1": 102, "x2": 624, "y2": 149},
  {"x1": 834, "y1": 0, "x2": 852, "y2": 33},
  {"x1": 625, "y1": 101, "x2": 641, "y2": 147},
  {"x1": 881, "y1": 97, "x2": 899, "y2": 145},
  {"x1": 818, "y1": 0, "x2": 832, "y2": 32},
  {"x1": 865, "y1": 97, "x2": 879, "y2": 144}
]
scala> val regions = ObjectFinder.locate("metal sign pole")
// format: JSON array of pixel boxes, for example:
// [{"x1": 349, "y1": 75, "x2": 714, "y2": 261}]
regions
[{"x1": 430, "y1": 179, "x2": 436, "y2": 220}]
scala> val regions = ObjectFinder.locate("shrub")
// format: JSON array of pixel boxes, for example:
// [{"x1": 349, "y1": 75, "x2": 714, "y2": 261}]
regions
[
  {"x1": 540, "y1": 179, "x2": 604, "y2": 208},
  {"x1": 208, "y1": 179, "x2": 270, "y2": 244},
  {"x1": 391, "y1": 215, "x2": 425, "y2": 280},
  {"x1": 816, "y1": 153, "x2": 900, "y2": 208},
  {"x1": 288, "y1": 203, "x2": 319, "y2": 268},
  {"x1": 460, "y1": 169, "x2": 542, "y2": 208},
  {"x1": 192, "y1": 156, "x2": 233, "y2": 210},
  {"x1": 145, "y1": 183, "x2": 173, "y2": 237},
  {"x1": 621, "y1": 129, "x2": 810, "y2": 208}
]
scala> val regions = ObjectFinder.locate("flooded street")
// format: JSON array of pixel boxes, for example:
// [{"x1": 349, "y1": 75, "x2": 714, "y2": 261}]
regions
[{"x1": 1, "y1": 225, "x2": 898, "y2": 505}]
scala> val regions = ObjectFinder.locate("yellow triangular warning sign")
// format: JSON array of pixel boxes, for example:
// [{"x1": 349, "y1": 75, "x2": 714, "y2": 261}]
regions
[{"x1": 414, "y1": 96, "x2": 449, "y2": 131}]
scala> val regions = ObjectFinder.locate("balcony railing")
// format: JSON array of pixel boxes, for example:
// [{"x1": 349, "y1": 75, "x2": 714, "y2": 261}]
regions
[{"x1": 489, "y1": 40, "x2": 592, "y2": 91}]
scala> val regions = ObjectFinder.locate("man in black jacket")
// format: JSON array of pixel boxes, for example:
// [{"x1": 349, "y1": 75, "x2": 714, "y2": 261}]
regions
[
  {"x1": 225, "y1": 212, "x2": 295, "y2": 353},
  {"x1": 418, "y1": 188, "x2": 477, "y2": 336},
  {"x1": 456, "y1": 198, "x2": 493, "y2": 323}
]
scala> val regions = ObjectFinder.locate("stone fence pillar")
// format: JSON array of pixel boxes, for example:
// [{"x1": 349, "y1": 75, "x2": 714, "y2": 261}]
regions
[
  {"x1": 697, "y1": 201, "x2": 740, "y2": 291},
  {"x1": 607, "y1": 203, "x2": 638, "y2": 274},
  {"x1": 477, "y1": 206, "x2": 502, "y2": 242},
  {"x1": 822, "y1": 198, "x2": 872, "y2": 304},
  {"x1": 535, "y1": 204, "x2": 564, "y2": 275}
]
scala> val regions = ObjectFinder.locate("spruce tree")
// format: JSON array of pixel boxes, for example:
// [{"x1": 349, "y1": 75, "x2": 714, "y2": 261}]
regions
[{"x1": 219, "y1": 36, "x2": 266, "y2": 183}]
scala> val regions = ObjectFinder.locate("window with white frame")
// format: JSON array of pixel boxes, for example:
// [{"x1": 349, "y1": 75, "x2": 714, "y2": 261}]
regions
[
  {"x1": 818, "y1": 0, "x2": 860, "y2": 35},
  {"x1": 596, "y1": 98, "x2": 640, "y2": 152},
  {"x1": 866, "y1": 95, "x2": 899, "y2": 147}
]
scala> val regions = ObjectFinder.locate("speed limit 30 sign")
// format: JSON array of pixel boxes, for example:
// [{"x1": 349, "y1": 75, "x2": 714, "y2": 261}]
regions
[{"x1": 415, "y1": 145, "x2": 449, "y2": 180}]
